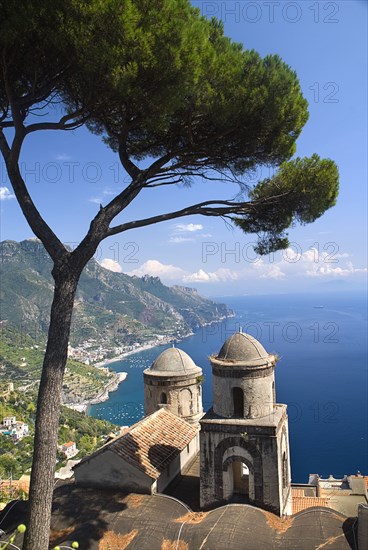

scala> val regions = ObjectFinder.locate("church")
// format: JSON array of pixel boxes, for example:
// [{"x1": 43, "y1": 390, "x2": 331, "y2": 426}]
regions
[
  {"x1": 74, "y1": 329, "x2": 292, "y2": 516},
  {"x1": 4, "y1": 330, "x2": 365, "y2": 549}
]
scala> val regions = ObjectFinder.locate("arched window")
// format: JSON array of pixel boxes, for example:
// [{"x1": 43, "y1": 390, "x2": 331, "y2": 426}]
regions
[
  {"x1": 232, "y1": 387, "x2": 244, "y2": 417},
  {"x1": 180, "y1": 388, "x2": 192, "y2": 417},
  {"x1": 160, "y1": 392, "x2": 167, "y2": 404}
]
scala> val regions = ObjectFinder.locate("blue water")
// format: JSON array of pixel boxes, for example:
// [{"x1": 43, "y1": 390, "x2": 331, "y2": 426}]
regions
[{"x1": 89, "y1": 291, "x2": 368, "y2": 483}]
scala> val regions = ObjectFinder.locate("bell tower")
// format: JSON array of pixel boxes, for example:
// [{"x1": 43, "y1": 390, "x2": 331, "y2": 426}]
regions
[
  {"x1": 143, "y1": 346, "x2": 203, "y2": 426},
  {"x1": 200, "y1": 329, "x2": 292, "y2": 515}
]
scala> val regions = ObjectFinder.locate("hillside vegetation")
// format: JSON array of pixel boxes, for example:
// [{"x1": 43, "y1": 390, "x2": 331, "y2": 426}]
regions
[
  {"x1": 0, "y1": 324, "x2": 115, "y2": 404},
  {"x1": 0, "y1": 388, "x2": 117, "y2": 485},
  {"x1": 0, "y1": 239, "x2": 233, "y2": 348}
]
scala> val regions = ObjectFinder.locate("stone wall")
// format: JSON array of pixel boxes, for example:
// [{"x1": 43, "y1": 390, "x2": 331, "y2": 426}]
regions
[
  {"x1": 212, "y1": 367, "x2": 275, "y2": 419},
  {"x1": 74, "y1": 449, "x2": 153, "y2": 493},
  {"x1": 200, "y1": 406, "x2": 289, "y2": 516},
  {"x1": 144, "y1": 372, "x2": 203, "y2": 425}
]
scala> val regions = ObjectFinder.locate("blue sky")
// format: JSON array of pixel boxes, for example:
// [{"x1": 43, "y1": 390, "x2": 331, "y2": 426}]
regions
[{"x1": 1, "y1": 0, "x2": 367, "y2": 296}]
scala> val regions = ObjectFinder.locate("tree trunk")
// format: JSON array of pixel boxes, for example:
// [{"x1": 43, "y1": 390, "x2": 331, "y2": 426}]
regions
[{"x1": 23, "y1": 272, "x2": 79, "y2": 550}]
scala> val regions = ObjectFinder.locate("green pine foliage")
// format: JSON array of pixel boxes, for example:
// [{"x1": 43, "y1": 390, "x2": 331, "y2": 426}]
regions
[
  {"x1": 234, "y1": 154, "x2": 339, "y2": 253},
  {"x1": 0, "y1": 0, "x2": 338, "y2": 253}
]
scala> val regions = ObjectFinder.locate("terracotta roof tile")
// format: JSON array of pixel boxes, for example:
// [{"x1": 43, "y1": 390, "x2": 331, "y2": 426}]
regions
[
  {"x1": 292, "y1": 496, "x2": 330, "y2": 514},
  {"x1": 291, "y1": 489, "x2": 305, "y2": 497},
  {"x1": 76, "y1": 409, "x2": 197, "y2": 480}
]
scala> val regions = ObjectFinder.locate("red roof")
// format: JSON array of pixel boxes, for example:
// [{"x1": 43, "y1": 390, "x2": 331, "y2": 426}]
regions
[
  {"x1": 76, "y1": 409, "x2": 197, "y2": 480},
  {"x1": 292, "y1": 495, "x2": 329, "y2": 514},
  {"x1": 63, "y1": 441, "x2": 75, "y2": 448}
]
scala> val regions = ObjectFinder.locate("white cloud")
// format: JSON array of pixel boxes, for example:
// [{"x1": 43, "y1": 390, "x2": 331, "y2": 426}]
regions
[
  {"x1": 168, "y1": 236, "x2": 195, "y2": 244},
  {"x1": 102, "y1": 188, "x2": 117, "y2": 196},
  {"x1": 168, "y1": 222, "x2": 206, "y2": 243},
  {"x1": 261, "y1": 266, "x2": 285, "y2": 279},
  {"x1": 99, "y1": 259, "x2": 123, "y2": 273},
  {"x1": 126, "y1": 260, "x2": 186, "y2": 280},
  {"x1": 306, "y1": 262, "x2": 368, "y2": 278},
  {"x1": 89, "y1": 188, "x2": 117, "y2": 205},
  {"x1": 183, "y1": 268, "x2": 239, "y2": 283},
  {"x1": 174, "y1": 223, "x2": 204, "y2": 233},
  {"x1": 55, "y1": 154, "x2": 71, "y2": 161},
  {"x1": 0, "y1": 187, "x2": 15, "y2": 201},
  {"x1": 252, "y1": 258, "x2": 285, "y2": 279},
  {"x1": 280, "y1": 247, "x2": 366, "y2": 278},
  {"x1": 104, "y1": 244, "x2": 366, "y2": 289},
  {"x1": 251, "y1": 247, "x2": 367, "y2": 279}
]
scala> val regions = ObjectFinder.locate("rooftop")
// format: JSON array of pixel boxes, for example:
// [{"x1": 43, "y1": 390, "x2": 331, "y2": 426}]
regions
[
  {"x1": 211, "y1": 330, "x2": 274, "y2": 367},
  {"x1": 291, "y1": 489, "x2": 330, "y2": 514},
  {"x1": 75, "y1": 408, "x2": 198, "y2": 480},
  {"x1": 1, "y1": 483, "x2": 357, "y2": 550},
  {"x1": 145, "y1": 346, "x2": 202, "y2": 376}
]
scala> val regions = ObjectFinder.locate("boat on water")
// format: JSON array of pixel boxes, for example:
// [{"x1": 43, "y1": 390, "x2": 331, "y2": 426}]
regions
[{"x1": 313, "y1": 305, "x2": 324, "y2": 309}]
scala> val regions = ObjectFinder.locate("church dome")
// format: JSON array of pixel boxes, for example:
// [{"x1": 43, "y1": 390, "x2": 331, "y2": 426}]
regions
[
  {"x1": 217, "y1": 331, "x2": 269, "y2": 363},
  {"x1": 149, "y1": 347, "x2": 200, "y2": 375}
]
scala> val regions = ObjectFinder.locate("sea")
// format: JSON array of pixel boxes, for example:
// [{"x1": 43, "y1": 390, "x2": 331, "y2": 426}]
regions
[{"x1": 88, "y1": 291, "x2": 368, "y2": 483}]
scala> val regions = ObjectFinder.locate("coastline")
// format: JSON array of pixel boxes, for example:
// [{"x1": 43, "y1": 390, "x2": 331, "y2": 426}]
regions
[
  {"x1": 64, "y1": 371, "x2": 127, "y2": 413},
  {"x1": 93, "y1": 340, "x2": 170, "y2": 368},
  {"x1": 92, "y1": 314, "x2": 234, "y2": 368},
  {"x1": 65, "y1": 314, "x2": 233, "y2": 414},
  {"x1": 63, "y1": 341, "x2": 169, "y2": 414}
]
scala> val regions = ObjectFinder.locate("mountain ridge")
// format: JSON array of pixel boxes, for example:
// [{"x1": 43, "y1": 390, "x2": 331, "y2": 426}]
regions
[{"x1": 0, "y1": 239, "x2": 233, "y2": 348}]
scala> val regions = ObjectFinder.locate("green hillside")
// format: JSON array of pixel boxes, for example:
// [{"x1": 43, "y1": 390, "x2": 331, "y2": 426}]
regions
[
  {"x1": 0, "y1": 239, "x2": 233, "y2": 347},
  {"x1": 0, "y1": 387, "x2": 117, "y2": 484},
  {"x1": 0, "y1": 324, "x2": 115, "y2": 404}
]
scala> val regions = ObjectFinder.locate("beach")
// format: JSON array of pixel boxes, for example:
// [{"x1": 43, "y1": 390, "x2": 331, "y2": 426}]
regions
[{"x1": 93, "y1": 341, "x2": 166, "y2": 368}]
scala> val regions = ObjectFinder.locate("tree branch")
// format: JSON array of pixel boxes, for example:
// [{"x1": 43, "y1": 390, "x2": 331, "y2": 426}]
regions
[
  {"x1": 0, "y1": 121, "x2": 14, "y2": 128},
  {"x1": 106, "y1": 189, "x2": 293, "y2": 237},
  {"x1": 0, "y1": 129, "x2": 66, "y2": 262},
  {"x1": 15, "y1": 70, "x2": 69, "y2": 110},
  {"x1": 70, "y1": 173, "x2": 148, "y2": 269},
  {"x1": 118, "y1": 139, "x2": 140, "y2": 179},
  {"x1": 106, "y1": 200, "x2": 252, "y2": 236},
  {"x1": 145, "y1": 178, "x2": 183, "y2": 188},
  {"x1": 25, "y1": 109, "x2": 89, "y2": 134}
]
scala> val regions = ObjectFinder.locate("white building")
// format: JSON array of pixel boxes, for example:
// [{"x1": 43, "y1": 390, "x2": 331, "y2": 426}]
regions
[
  {"x1": 3, "y1": 416, "x2": 16, "y2": 427},
  {"x1": 61, "y1": 441, "x2": 78, "y2": 459}
]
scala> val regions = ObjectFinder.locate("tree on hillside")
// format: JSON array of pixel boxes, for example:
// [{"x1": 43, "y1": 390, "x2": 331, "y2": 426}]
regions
[{"x1": 0, "y1": 1, "x2": 339, "y2": 548}]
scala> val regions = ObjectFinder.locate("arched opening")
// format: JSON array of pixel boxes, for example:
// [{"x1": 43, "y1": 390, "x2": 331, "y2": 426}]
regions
[
  {"x1": 232, "y1": 387, "x2": 244, "y2": 417},
  {"x1": 160, "y1": 392, "x2": 167, "y2": 404},
  {"x1": 215, "y1": 439, "x2": 263, "y2": 505},
  {"x1": 223, "y1": 458, "x2": 251, "y2": 503},
  {"x1": 233, "y1": 462, "x2": 250, "y2": 496},
  {"x1": 180, "y1": 388, "x2": 192, "y2": 417}
]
